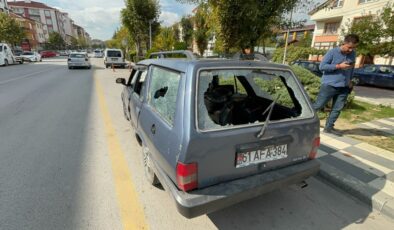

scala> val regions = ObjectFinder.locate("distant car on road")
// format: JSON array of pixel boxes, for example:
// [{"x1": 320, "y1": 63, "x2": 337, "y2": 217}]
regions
[
  {"x1": 40, "y1": 50, "x2": 58, "y2": 58},
  {"x1": 21, "y1": 51, "x2": 42, "y2": 62},
  {"x1": 104, "y1": 48, "x2": 126, "y2": 68},
  {"x1": 353, "y1": 65, "x2": 394, "y2": 89},
  {"x1": 94, "y1": 49, "x2": 104, "y2": 58},
  {"x1": 67, "y1": 52, "x2": 91, "y2": 69},
  {"x1": 292, "y1": 60, "x2": 323, "y2": 77}
]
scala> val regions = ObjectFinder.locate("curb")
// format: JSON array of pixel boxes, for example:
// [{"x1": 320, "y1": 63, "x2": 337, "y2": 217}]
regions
[{"x1": 316, "y1": 159, "x2": 394, "y2": 221}]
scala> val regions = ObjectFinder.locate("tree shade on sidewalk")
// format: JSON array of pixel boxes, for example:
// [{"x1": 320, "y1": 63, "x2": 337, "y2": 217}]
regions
[{"x1": 316, "y1": 117, "x2": 394, "y2": 221}]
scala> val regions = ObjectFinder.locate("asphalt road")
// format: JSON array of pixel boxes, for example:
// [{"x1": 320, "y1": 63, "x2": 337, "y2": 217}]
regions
[
  {"x1": 0, "y1": 58, "x2": 393, "y2": 230},
  {"x1": 354, "y1": 86, "x2": 394, "y2": 108}
]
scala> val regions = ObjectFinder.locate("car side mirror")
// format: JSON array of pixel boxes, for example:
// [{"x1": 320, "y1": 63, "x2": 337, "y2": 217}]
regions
[{"x1": 116, "y1": 78, "x2": 126, "y2": 85}]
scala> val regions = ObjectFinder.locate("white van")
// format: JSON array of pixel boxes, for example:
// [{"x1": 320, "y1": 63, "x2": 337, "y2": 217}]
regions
[
  {"x1": 0, "y1": 43, "x2": 16, "y2": 66},
  {"x1": 104, "y1": 48, "x2": 126, "y2": 68}
]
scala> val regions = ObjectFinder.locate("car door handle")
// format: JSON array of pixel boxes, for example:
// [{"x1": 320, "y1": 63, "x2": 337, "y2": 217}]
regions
[{"x1": 151, "y1": 124, "x2": 156, "y2": 135}]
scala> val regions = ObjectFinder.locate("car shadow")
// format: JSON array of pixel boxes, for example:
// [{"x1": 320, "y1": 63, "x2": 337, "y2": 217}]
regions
[
  {"x1": 342, "y1": 128, "x2": 392, "y2": 137},
  {"x1": 206, "y1": 150, "x2": 387, "y2": 229}
]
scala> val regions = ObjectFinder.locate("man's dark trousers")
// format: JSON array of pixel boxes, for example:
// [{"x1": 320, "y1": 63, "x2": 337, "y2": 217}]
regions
[{"x1": 313, "y1": 84, "x2": 351, "y2": 129}]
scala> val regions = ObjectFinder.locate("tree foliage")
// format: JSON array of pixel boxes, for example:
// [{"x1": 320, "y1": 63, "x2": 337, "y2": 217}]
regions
[
  {"x1": 153, "y1": 26, "x2": 175, "y2": 50},
  {"x1": 271, "y1": 46, "x2": 326, "y2": 63},
  {"x1": 180, "y1": 16, "x2": 194, "y2": 47},
  {"x1": 0, "y1": 13, "x2": 25, "y2": 46},
  {"x1": 342, "y1": 3, "x2": 394, "y2": 57},
  {"x1": 47, "y1": 32, "x2": 65, "y2": 50},
  {"x1": 193, "y1": 4, "x2": 210, "y2": 56},
  {"x1": 178, "y1": 0, "x2": 309, "y2": 53},
  {"x1": 121, "y1": 0, "x2": 160, "y2": 56}
]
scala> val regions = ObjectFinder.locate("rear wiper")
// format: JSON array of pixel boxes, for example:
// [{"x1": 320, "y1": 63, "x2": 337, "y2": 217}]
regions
[{"x1": 256, "y1": 94, "x2": 281, "y2": 139}]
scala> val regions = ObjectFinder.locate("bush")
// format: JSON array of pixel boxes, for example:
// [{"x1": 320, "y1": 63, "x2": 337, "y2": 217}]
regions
[
  {"x1": 271, "y1": 46, "x2": 327, "y2": 64},
  {"x1": 290, "y1": 65, "x2": 355, "y2": 108}
]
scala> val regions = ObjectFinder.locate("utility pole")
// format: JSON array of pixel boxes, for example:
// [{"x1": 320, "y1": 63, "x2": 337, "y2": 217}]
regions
[
  {"x1": 149, "y1": 20, "x2": 153, "y2": 50},
  {"x1": 282, "y1": 9, "x2": 293, "y2": 64}
]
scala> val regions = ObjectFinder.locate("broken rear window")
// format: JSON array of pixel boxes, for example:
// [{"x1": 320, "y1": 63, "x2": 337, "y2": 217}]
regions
[{"x1": 197, "y1": 69, "x2": 313, "y2": 131}]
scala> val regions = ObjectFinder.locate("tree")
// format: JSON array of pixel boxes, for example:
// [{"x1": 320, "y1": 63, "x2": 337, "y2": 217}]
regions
[
  {"x1": 121, "y1": 0, "x2": 160, "y2": 57},
  {"x1": 180, "y1": 16, "x2": 194, "y2": 48},
  {"x1": 0, "y1": 12, "x2": 25, "y2": 46},
  {"x1": 193, "y1": 3, "x2": 210, "y2": 56},
  {"x1": 178, "y1": 0, "x2": 309, "y2": 53},
  {"x1": 153, "y1": 26, "x2": 175, "y2": 50},
  {"x1": 47, "y1": 32, "x2": 65, "y2": 50},
  {"x1": 342, "y1": 16, "x2": 382, "y2": 58}
]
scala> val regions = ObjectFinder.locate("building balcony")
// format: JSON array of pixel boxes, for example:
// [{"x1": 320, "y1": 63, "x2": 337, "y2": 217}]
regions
[{"x1": 314, "y1": 34, "x2": 339, "y2": 43}]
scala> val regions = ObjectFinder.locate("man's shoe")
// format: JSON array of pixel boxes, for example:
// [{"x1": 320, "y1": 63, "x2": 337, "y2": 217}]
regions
[{"x1": 323, "y1": 127, "x2": 342, "y2": 136}]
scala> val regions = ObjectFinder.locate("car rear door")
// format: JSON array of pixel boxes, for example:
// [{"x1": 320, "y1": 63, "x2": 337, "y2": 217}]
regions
[{"x1": 187, "y1": 67, "x2": 319, "y2": 189}]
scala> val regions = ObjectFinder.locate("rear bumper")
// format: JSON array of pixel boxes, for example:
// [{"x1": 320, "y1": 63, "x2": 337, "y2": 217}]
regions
[
  {"x1": 68, "y1": 62, "x2": 90, "y2": 67},
  {"x1": 153, "y1": 159, "x2": 320, "y2": 219}
]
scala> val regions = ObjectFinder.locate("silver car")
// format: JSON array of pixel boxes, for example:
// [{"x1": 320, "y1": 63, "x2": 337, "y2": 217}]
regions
[{"x1": 67, "y1": 52, "x2": 91, "y2": 69}]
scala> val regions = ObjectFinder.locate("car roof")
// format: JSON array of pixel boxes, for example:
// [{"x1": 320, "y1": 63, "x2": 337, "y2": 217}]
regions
[{"x1": 137, "y1": 58, "x2": 293, "y2": 73}]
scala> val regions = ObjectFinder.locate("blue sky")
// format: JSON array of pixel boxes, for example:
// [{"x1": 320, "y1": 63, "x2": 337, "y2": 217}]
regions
[{"x1": 32, "y1": 0, "x2": 196, "y2": 40}]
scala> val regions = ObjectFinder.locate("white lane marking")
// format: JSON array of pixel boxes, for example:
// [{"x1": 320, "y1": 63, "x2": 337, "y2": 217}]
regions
[{"x1": 0, "y1": 68, "x2": 57, "y2": 85}]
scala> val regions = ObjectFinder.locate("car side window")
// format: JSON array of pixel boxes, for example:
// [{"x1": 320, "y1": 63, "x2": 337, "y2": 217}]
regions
[
  {"x1": 133, "y1": 70, "x2": 147, "y2": 97},
  {"x1": 148, "y1": 66, "x2": 181, "y2": 126},
  {"x1": 127, "y1": 69, "x2": 137, "y2": 85},
  {"x1": 364, "y1": 66, "x2": 376, "y2": 73}
]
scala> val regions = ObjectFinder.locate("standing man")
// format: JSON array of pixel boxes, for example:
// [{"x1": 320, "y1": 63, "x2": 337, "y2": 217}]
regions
[{"x1": 314, "y1": 34, "x2": 359, "y2": 134}]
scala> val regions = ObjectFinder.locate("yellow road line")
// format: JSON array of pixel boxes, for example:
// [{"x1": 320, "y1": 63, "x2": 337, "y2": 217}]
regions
[{"x1": 95, "y1": 78, "x2": 149, "y2": 230}]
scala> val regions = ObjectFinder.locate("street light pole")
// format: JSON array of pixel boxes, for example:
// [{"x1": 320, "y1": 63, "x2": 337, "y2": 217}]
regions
[
  {"x1": 282, "y1": 9, "x2": 293, "y2": 64},
  {"x1": 149, "y1": 20, "x2": 153, "y2": 50}
]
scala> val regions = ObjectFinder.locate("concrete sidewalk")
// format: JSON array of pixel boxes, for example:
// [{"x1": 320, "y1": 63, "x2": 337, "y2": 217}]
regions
[{"x1": 316, "y1": 117, "x2": 394, "y2": 221}]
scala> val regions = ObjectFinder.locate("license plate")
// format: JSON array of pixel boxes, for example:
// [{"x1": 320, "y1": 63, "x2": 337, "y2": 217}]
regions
[
  {"x1": 111, "y1": 58, "x2": 118, "y2": 61},
  {"x1": 235, "y1": 144, "x2": 288, "y2": 168}
]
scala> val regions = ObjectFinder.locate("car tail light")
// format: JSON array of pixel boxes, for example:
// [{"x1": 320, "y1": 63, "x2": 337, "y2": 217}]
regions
[
  {"x1": 176, "y1": 162, "x2": 197, "y2": 191},
  {"x1": 309, "y1": 137, "x2": 320, "y2": 159},
  {"x1": 85, "y1": 58, "x2": 88, "y2": 61},
  {"x1": 67, "y1": 58, "x2": 71, "y2": 61}
]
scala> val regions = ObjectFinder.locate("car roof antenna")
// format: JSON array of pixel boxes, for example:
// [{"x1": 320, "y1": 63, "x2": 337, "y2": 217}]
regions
[{"x1": 256, "y1": 94, "x2": 281, "y2": 139}]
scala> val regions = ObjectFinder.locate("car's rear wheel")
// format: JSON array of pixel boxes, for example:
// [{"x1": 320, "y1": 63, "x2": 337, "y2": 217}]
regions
[
  {"x1": 4, "y1": 59, "x2": 8, "y2": 66},
  {"x1": 142, "y1": 147, "x2": 160, "y2": 186},
  {"x1": 68, "y1": 66, "x2": 72, "y2": 69}
]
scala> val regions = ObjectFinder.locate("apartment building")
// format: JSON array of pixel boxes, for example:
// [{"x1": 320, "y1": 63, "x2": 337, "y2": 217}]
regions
[
  {"x1": 0, "y1": 0, "x2": 9, "y2": 13},
  {"x1": 309, "y1": 0, "x2": 393, "y2": 64},
  {"x1": 9, "y1": 12, "x2": 45, "y2": 50},
  {"x1": 277, "y1": 25, "x2": 315, "y2": 44}
]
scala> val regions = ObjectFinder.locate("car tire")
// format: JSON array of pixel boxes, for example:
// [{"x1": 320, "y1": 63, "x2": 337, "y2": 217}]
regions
[
  {"x1": 142, "y1": 147, "x2": 160, "y2": 186},
  {"x1": 4, "y1": 59, "x2": 8, "y2": 66},
  {"x1": 68, "y1": 66, "x2": 72, "y2": 69}
]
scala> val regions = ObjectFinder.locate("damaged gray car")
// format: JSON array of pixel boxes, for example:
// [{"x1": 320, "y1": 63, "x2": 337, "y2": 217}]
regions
[{"x1": 116, "y1": 50, "x2": 320, "y2": 218}]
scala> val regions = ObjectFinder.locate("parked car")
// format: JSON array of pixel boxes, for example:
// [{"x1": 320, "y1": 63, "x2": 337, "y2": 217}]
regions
[
  {"x1": 21, "y1": 51, "x2": 42, "y2": 62},
  {"x1": 115, "y1": 50, "x2": 320, "y2": 218},
  {"x1": 12, "y1": 49, "x2": 25, "y2": 64},
  {"x1": 292, "y1": 60, "x2": 323, "y2": 77},
  {"x1": 67, "y1": 52, "x2": 91, "y2": 69},
  {"x1": 353, "y1": 65, "x2": 394, "y2": 89},
  {"x1": 40, "y1": 50, "x2": 57, "y2": 58},
  {"x1": 104, "y1": 48, "x2": 126, "y2": 68},
  {"x1": 0, "y1": 43, "x2": 17, "y2": 66}
]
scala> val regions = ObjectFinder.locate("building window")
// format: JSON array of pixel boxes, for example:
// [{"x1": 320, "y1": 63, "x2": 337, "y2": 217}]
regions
[
  {"x1": 12, "y1": 7, "x2": 24, "y2": 14},
  {"x1": 313, "y1": 42, "x2": 337, "y2": 50},
  {"x1": 44, "y1": 10, "x2": 51, "y2": 17},
  {"x1": 46, "y1": 18, "x2": 53, "y2": 25},
  {"x1": 324, "y1": 22, "x2": 340, "y2": 35},
  {"x1": 28, "y1": 8, "x2": 40, "y2": 15},
  {"x1": 358, "y1": 0, "x2": 375, "y2": 4},
  {"x1": 334, "y1": 0, "x2": 344, "y2": 7}
]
